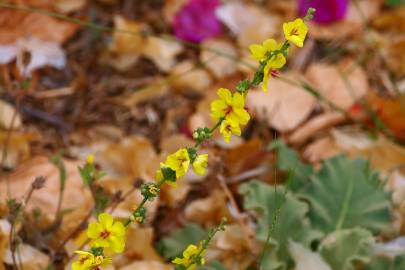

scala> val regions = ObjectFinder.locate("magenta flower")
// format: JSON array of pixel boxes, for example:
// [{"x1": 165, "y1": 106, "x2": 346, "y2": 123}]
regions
[
  {"x1": 299, "y1": 0, "x2": 348, "y2": 24},
  {"x1": 173, "y1": 0, "x2": 222, "y2": 43}
]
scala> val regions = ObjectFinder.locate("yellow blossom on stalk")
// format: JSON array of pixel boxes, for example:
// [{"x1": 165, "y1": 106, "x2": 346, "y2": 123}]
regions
[
  {"x1": 283, "y1": 18, "x2": 308, "y2": 48},
  {"x1": 172, "y1": 244, "x2": 205, "y2": 270},
  {"x1": 165, "y1": 148, "x2": 190, "y2": 179},
  {"x1": 210, "y1": 88, "x2": 250, "y2": 125},
  {"x1": 72, "y1": 251, "x2": 111, "y2": 270},
  {"x1": 220, "y1": 119, "x2": 241, "y2": 143},
  {"x1": 192, "y1": 154, "x2": 208, "y2": 176},
  {"x1": 262, "y1": 53, "x2": 286, "y2": 92},
  {"x1": 87, "y1": 213, "x2": 126, "y2": 253},
  {"x1": 86, "y1": 154, "x2": 95, "y2": 165},
  {"x1": 249, "y1": 38, "x2": 281, "y2": 61}
]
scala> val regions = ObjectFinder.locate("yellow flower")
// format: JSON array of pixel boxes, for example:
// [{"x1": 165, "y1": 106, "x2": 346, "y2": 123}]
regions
[
  {"x1": 261, "y1": 53, "x2": 286, "y2": 92},
  {"x1": 165, "y1": 148, "x2": 190, "y2": 179},
  {"x1": 192, "y1": 154, "x2": 208, "y2": 176},
  {"x1": 172, "y1": 244, "x2": 205, "y2": 270},
  {"x1": 220, "y1": 119, "x2": 241, "y2": 143},
  {"x1": 283, "y1": 18, "x2": 308, "y2": 48},
  {"x1": 86, "y1": 154, "x2": 94, "y2": 165},
  {"x1": 87, "y1": 213, "x2": 126, "y2": 253},
  {"x1": 72, "y1": 251, "x2": 111, "y2": 270},
  {"x1": 210, "y1": 88, "x2": 250, "y2": 126},
  {"x1": 249, "y1": 39, "x2": 280, "y2": 61}
]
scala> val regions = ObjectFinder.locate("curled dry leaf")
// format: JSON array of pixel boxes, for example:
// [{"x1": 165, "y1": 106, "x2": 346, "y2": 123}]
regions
[
  {"x1": 289, "y1": 112, "x2": 345, "y2": 145},
  {"x1": 0, "y1": 100, "x2": 21, "y2": 130},
  {"x1": 142, "y1": 37, "x2": 183, "y2": 72},
  {"x1": 119, "y1": 260, "x2": 173, "y2": 270},
  {"x1": 246, "y1": 73, "x2": 316, "y2": 132},
  {"x1": 0, "y1": 156, "x2": 93, "y2": 239},
  {"x1": 216, "y1": 2, "x2": 281, "y2": 48},
  {"x1": 308, "y1": 0, "x2": 382, "y2": 40},
  {"x1": 200, "y1": 39, "x2": 238, "y2": 79},
  {"x1": 163, "y1": 0, "x2": 187, "y2": 23},
  {"x1": 53, "y1": 0, "x2": 87, "y2": 13},
  {"x1": 0, "y1": 6, "x2": 78, "y2": 45},
  {"x1": 125, "y1": 226, "x2": 162, "y2": 261},
  {"x1": 0, "y1": 220, "x2": 11, "y2": 264},
  {"x1": 4, "y1": 244, "x2": 49, "y2": 270},
  {"x1": 207, "y1": 224, "x2": 255, "y2": 270},
  {"x1": 0, "y1": 131, "x2": 34, "y2": 169},
  {"x1": 185, "y1": 190, "x2": 232, "y2": 227},
  {"x1": 169, "y1": 60, "x2": 213, "y2": 93},
  {"x1": 303, "y1": 136, "x2": 341, "y2": 164},
  {"x1": 305, "y1": 60, "x2": 369, "y2": 110}
]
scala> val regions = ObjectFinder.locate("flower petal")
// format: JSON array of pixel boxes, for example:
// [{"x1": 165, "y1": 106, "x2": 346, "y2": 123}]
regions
[{"x1": 98, "y1": 213, "x2": 114, "y2": 230}]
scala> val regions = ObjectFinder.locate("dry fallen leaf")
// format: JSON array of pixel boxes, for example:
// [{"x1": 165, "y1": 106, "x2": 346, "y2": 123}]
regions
[
  {"x1": 289, "y1": 112, "x2": 345, "y2": 145},
  {"x1": 0, "y1": 100, "x2": 21, "y2": 130},
  {"x1": 185, "y1": 190, "x2": 232, "y2": 227},
  {"x1": 246, "y1": 73, "x2": 316, "y2": 132},
  {"x1": 170, "y1": 60, "x2": 213, "y2": 93},
  {"x1": 125, "y1": 226, "x2": 162, "y2": 261},
  {"x1": 305, "y1": 60, "x2": 369, "y2": 110},
  {"x1": 143, "y1": 37, "x2": 183, "y2": 72},
  {"x1": 216, "y1": 2, "x2": 281, "y2": 49},
  {"x1": 303, "y1": 136, "x2": 341, "y2": 164},
  {"x1": 308, "y1": 0, "x2": 382, "y2": 40},
  {"x1": 0, "y1": 6, "x2": 78, "y2": 44},
  {"x1": 0, "y1": 131, "x2": 34, "y2": 169},
  {"x1": 4, "y1": 244, "x2": 49, "y2": 270},
  {"x1": 119, "y1": 260, "x2": 173, "y2": 270},
  {"x1": 53, "y1": 0, "x2": 87, "y2": 13},
  {"x1": 0, "y1": 156, "x2": 93, "y2": 239},
  {"x1": 0, "y1": 220, "x2": 11, "y2": 265},
  {"x1": 200, "y1": 39, "x2": 238, "y2": 79}
]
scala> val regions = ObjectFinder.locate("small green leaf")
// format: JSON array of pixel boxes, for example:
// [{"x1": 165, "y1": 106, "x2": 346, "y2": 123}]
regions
[
  {"x1": 157, "y1": 223, "x2": 206, "y2": 260},
  {"x1": 236, "y1": 79, "x2": 250, "y2": 93},
  {"x1": 50, "y1": 154, "x2": 66, "y2": 191},
  {"x1": 320, "y1": 228, "x2": 374, "y2": 270},
  {"x1": 301, "y1": 156, "x2": 391, "y2": 236}
]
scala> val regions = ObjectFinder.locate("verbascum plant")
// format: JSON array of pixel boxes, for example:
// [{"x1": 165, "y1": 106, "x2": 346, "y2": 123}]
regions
[{"x1": 72, "y1": 9, "x2": 315, "y2": 270}]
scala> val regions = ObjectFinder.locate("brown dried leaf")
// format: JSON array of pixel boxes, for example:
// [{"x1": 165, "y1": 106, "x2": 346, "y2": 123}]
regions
[
  {"x1": 289, "y1": 112, "x2": 345, "y2": 145},
  {"x1": 4, "y1": 244, "x2": 49, "y2": 270},
  {"x1": 120, "y1": 260, "x2": 173, "y2": 270},
  {"x1": 125, "y1": 226, "x2": 162, "y2": 261},
  {"x1": 0, "y1": 157, "x2": 93, "y2": 239},
  {"x1": 0, "y1": 131, "x2": 34, "y2": 169},
  {"x1": 246, "y1": 73, "x2": 316, "y2": 132},
  {"x1": 0, "y1": 220, "x2": 11, "y2": 265},
  {"x1": 0, "y1": 6, "x2": 78, "y2": 44},
  {"x1": 303, "y1": 136, "x2": 341, "y2": 164},
  {"x1": 185, "y1": 190, "x2": 231, "y2": 227},
  {"x1": 170, "y1": 60, "x2": 213, "y2": 93},
  {"x1": 0, "y1": 100, "x2": 21, "y2": 129},
  {"x1": 143, "y1": 37, "x2": 183, "y2": 72},
  {"x1": 305, "y1": 60, "x2": 369, "y2": 110}
]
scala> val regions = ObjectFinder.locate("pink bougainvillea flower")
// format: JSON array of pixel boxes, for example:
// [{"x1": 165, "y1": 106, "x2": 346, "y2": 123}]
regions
[
  {"x1": 173, "y1": 0, "x2": 223, "y2": 43},
  {"x1": 298, "y1": 0, "x2": 348, "y2": 24}
]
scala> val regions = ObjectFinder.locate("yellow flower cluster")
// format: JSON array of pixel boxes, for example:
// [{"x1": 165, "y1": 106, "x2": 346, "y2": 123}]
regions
[
  {"x1": 73, "y1": 213, "x2": 126, "y2": 270},
  {"x1": 156, "y1": 148, "x2": 209, "y2": 184},
  {"x1": 210, "y1": 88, "x2": 250, "y2": 143},
  {"x1": 172, "y1": 244, "x2": 206, "y2": 270},
  {"x1": 249, "y1": 18, "x2": 308, "y2": 92}
]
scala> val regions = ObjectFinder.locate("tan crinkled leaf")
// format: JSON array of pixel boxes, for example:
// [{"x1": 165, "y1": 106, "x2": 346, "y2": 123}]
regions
[
  {"x1": 0, "y1": 131, "x2": 34, "y2": 169},
  {"x1": 170, "y1": 60, "x2": 213, "y2": 93},
  {"x1": 246, "y1": 73, "x2": 316, "y2": 132},
  {"x1": 143, "y1": 37, "x2": 183, "y2": 72},
  {"x1": 0, "y1": 157, "x2": 93, "y2": 239},
  {"x1": 0, "y1": 220, "x2": 11, "y2": 264},
  {"x1": 0, "y1": 100, "x2": 21, "y2": 129},
  {"x1": 200, "y1": 39, "x2": 238, "y2": 79},
  {"x1": 305, "y1": 60, "x2": 369, "y2": 110},
  {"x1": 185, "y1": 190, "x2": 231, "y2": 227},
  {"x1": 4, "y1": 244, "x2": 49, "y2": 270},
  {"x1": 125, "y1": 227, "x2": 162, "y2": 261},
  {"x1": 120, "y1": 261, "x2": 173, "y2": 270}
]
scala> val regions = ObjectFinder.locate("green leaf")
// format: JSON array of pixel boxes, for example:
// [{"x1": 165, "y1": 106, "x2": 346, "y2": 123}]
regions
[
  {"x1": 366, "y1": 255, "x2": 405, "y2": 270},
  {"x1": 301, "y1": 156, "x2": 391, "y2": 236},
  {"x1": 50, "y1": 154, "x2": 66, "y2": 191},
  {"x1": 240, "y1": 181, "x2": 318, "y2": 268},
  {"x1": 319, "y1": 228, "x2": 374, "y2": 270},
  {"x1": 385, "y1": 0, "x2": 404, "y2": 7},
  {"x1": 157, "y1": 223, "x2": 206, "y2": 260},
  {"x1": 268, "y1": 140, "x2": 313, "y2": 192},
  {"x1": 236, "y1": 79, "x2": 250, "y2": 93}
]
